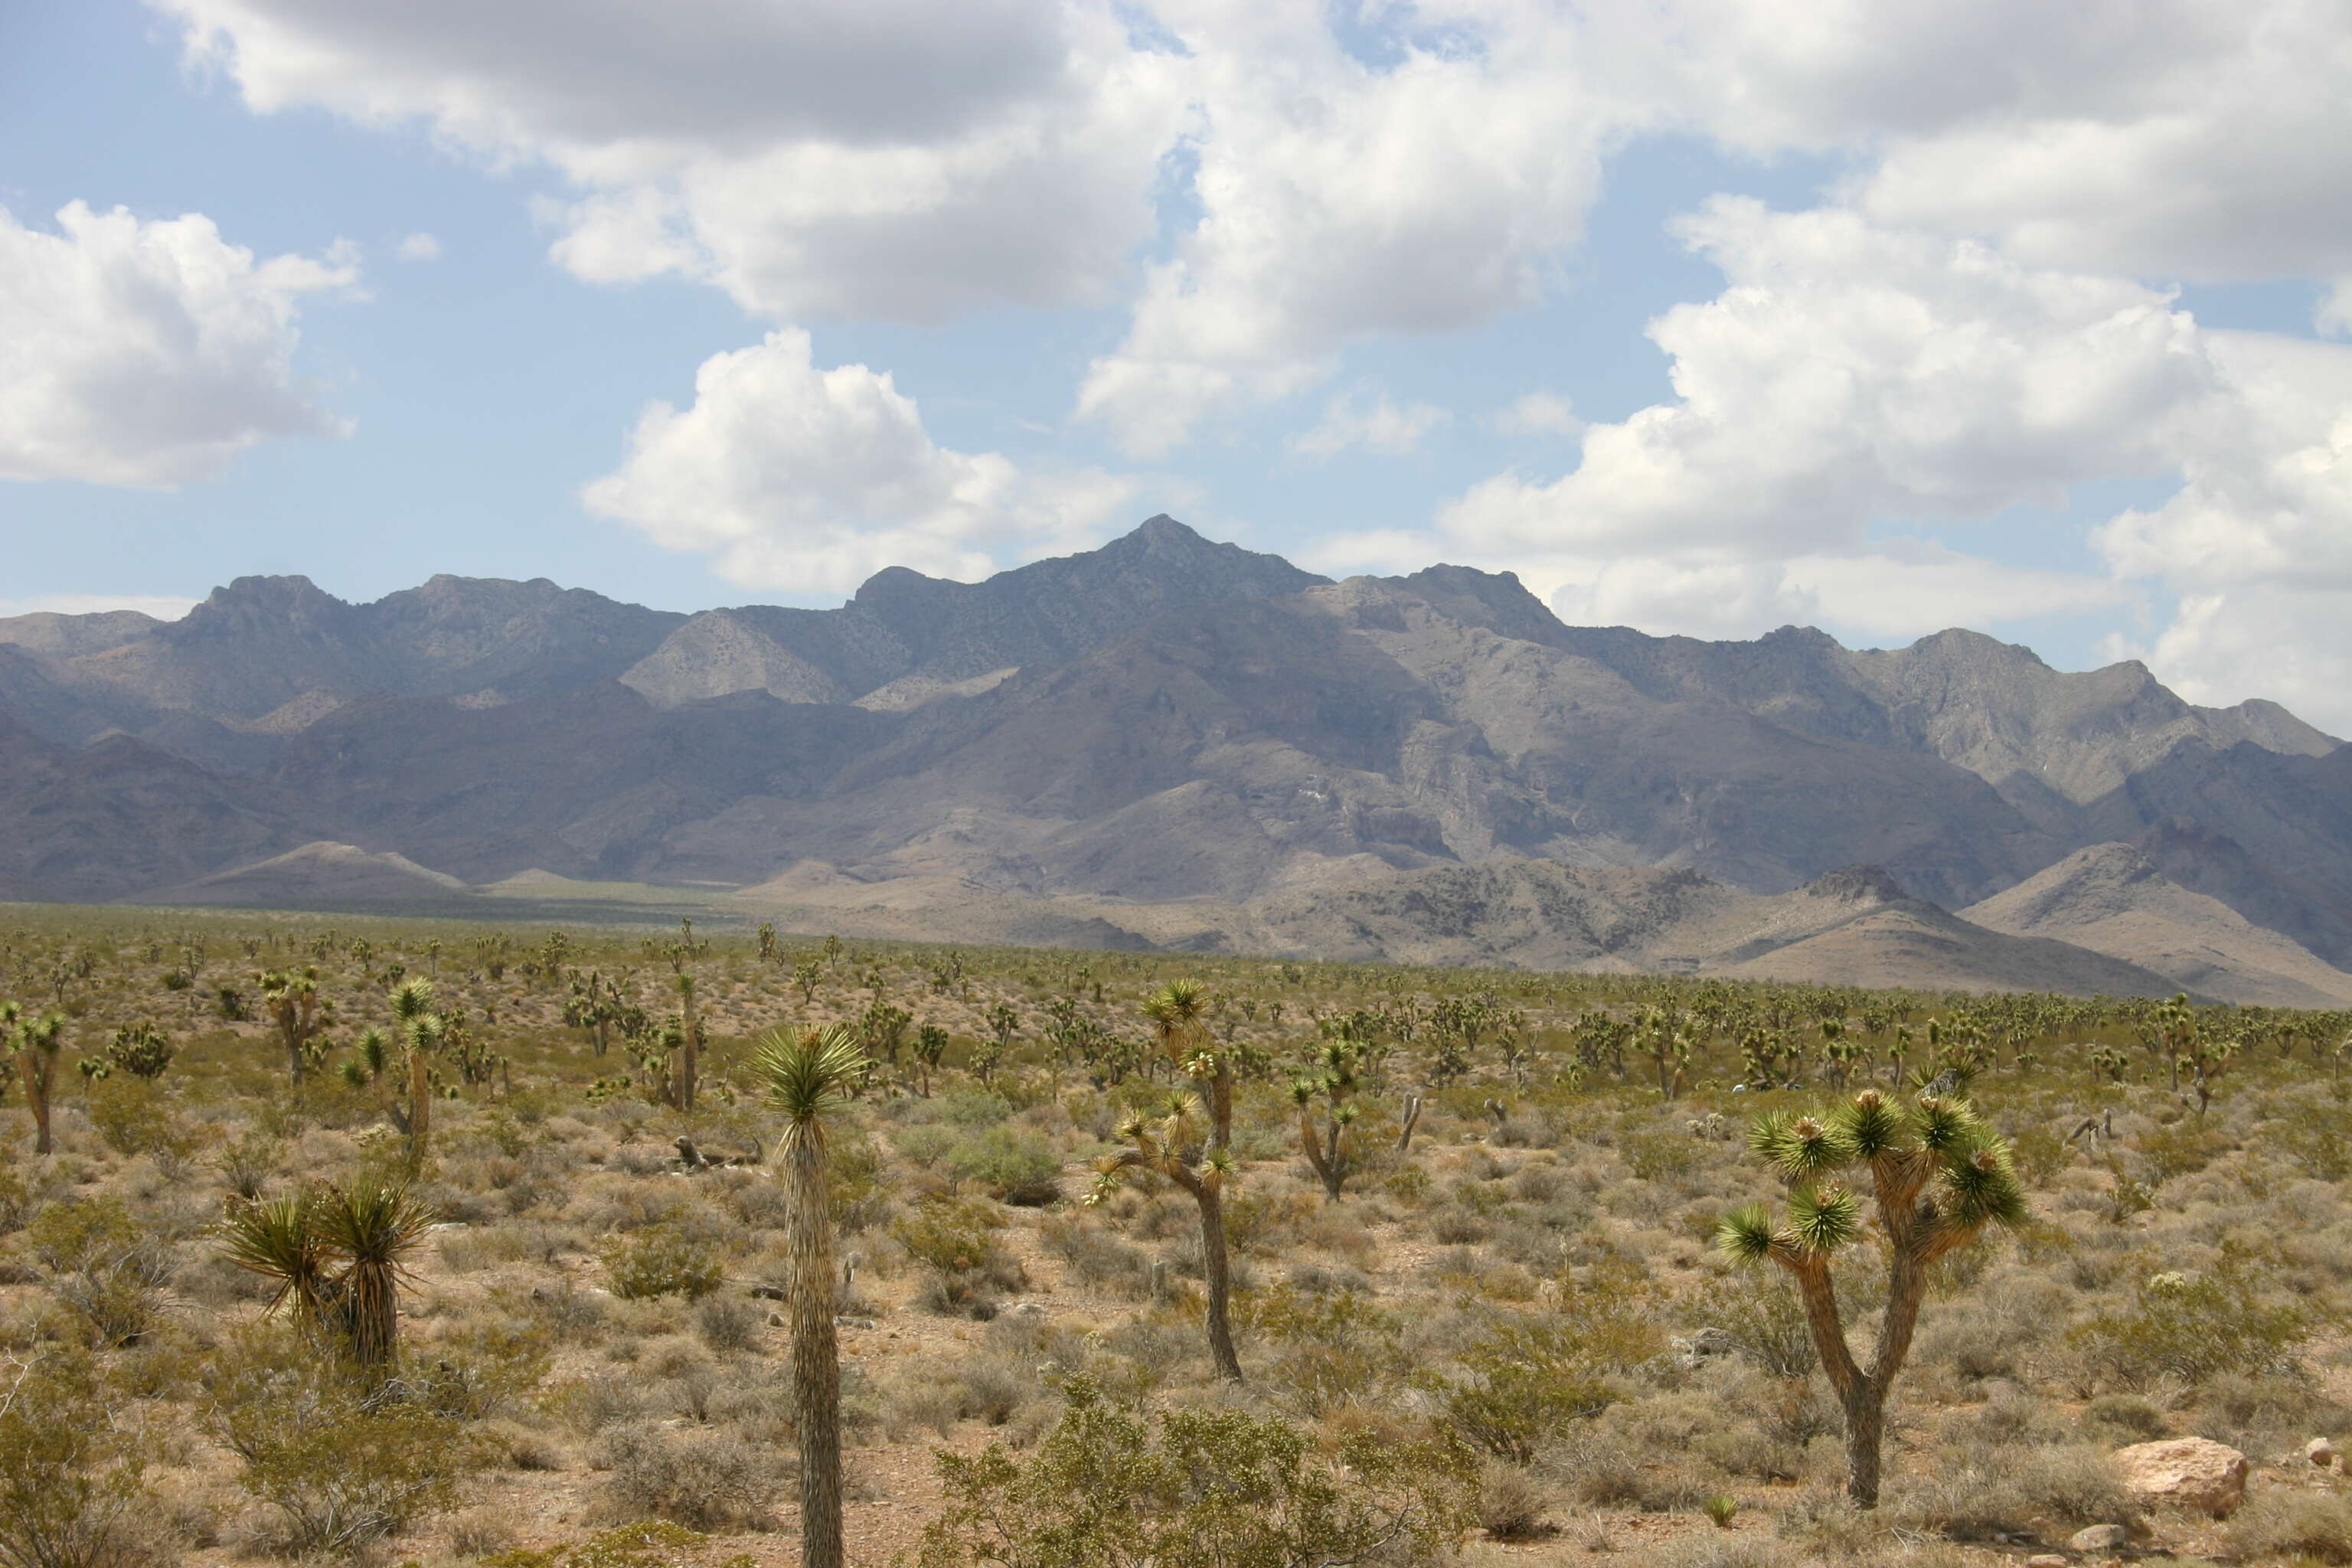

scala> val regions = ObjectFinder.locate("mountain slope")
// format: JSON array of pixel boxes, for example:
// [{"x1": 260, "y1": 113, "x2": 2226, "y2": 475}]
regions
[
  {"x1": 1961, "y1": 843, "x2": 2352, "y2": 1008},
  {"x1": 0, "y1": 516, "x2": 2344, "y2": 1001}
]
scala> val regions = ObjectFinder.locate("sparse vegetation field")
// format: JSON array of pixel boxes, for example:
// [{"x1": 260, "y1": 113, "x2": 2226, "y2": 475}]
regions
[{"x1": 2, "y1": 902, "x2": 2350, "y2": 1566}]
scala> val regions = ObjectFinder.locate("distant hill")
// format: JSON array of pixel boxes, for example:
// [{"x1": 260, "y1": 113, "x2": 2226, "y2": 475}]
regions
[{"x1": 5, "y1": 515, "x2": 2349, "y2": 1001}]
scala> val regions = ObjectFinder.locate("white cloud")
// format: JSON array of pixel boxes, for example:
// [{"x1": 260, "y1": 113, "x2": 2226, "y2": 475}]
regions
[
  {"x1": 1490, "y1": 392, "x2": 1583, "y2": 439},
  {"x1": 159, "y1": 0, "x2": 1189, "y2": 323},
  {"x1": 580, "y1": 328, "x2": 1140, "y2": 592},
  {"x1": 0, "y1": 201, "x2": 357, "y2": 487},
  {"x1": 1288, "y1": 387, "x2": 1449, "y2": 459},
  {"x1": 1076, "y1": 2, "x2": 1609, "y2": 455},
  {"x1": 0, "y1": 594, "x2": 198, "y2": 622},
  {"x1": 395, "y1": 231, "x2": 443, "y2": 262},
  {"x1": 2124, "y1": 588, "x2": 2352, "y2": 736},
  {"x1": 1441, "y1": 201, "x2": 2219, "y2": 563}
]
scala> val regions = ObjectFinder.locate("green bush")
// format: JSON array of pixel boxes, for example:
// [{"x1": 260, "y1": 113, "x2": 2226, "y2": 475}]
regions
[
  {"x1": 914, "y1": 1376, "x2": 1475, "y2": 1568},
  {"x1": 486, "y1": 1520, "x2": 756, "y2": 1568},
  {"x1": 599, "y1": 1227, "x2": 724, "y2": 1301},
  {"x1": 892, "y1": 1196, "x2": 1006, "y2": 1275},
  {"x1": 206, "y1": 1334, "x2": 491, "y2": 1557},
  {"x1": 0, "y1": 1348, "x2": 155, "y2": 1568},
  {"x1": 2066, "y1": 1259, "x2": 2309, "y2": 1390},
  {"x1": 947, "y1": 1125, "x2": 1062, "y2": 1205},
  {"x1": 1423, "y1": 1266, "x2": 1661, "y2": 1462}
]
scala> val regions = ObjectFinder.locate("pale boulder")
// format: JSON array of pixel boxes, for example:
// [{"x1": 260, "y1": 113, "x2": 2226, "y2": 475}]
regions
[{"x1": 2112, "y1": 1436, "x2": 2248, "y2": 1517}]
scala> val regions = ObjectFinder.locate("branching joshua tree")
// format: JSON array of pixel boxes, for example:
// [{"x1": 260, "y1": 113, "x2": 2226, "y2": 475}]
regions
[
  {"x1": 1293, "y1": 1037, "x2": 1365, "y2": 1202},
  {"x1": 1089, "y1": 982, "x2": 1244, "y2": 1382},
  {"x1": 752, "y1": 1023, "x2": 870, "y2": 1568},
  {"x1": 258, "y1": 967, "x2": 332, "y2": 1084},
  {"x1": 1717, "y1": 1089, "x2": 2025, "y2": 1507}
]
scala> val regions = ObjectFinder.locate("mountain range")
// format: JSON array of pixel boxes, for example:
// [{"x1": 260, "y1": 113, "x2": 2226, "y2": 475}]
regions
[{"x1": 5, "y1": 515, "x2": 2350, "y2": 1005}]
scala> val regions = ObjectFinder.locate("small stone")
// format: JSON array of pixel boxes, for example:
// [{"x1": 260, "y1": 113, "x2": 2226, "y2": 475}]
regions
[
  {"x1": 2114, "y1": 1436, "x2": 2249, "y2": 1517},
  {"x1": 767, "y1": 1312, "x2": 785, "y2": 1326},
  {"x1": 2308, "y1": 1436, "x2": 2339, "y2": 1468},
  {"x1": 2069, "y1": 1524, "x2": 2130, "y2": 1550},
  {"x1": 2027, "y1": 1555, "x2": 2069, "y2": 1566}
]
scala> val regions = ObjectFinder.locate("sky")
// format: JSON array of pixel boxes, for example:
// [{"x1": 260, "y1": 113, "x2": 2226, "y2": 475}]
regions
[{"x1": 3, "y1": 1, "x2": 2350, "y2": 730}]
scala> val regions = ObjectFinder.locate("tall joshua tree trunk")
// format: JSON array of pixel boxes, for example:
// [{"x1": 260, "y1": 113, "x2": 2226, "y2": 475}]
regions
[{"x1": 755, "y1": 1024, "x2": 868, "y2": 1568}]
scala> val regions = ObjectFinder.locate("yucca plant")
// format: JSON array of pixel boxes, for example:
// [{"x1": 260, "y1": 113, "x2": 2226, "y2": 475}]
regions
[
  {"x1": 220, "y1": 1191, "x2": 338, "y2": 1334},
  {"x1": 752, "y1": 1021, "x2": 870, "y2": 1568},
  {"x1": 312, "y1": 1181, "x2": 436, "y2": 1370},
  {"x1": 1717, "y1": 1088, "x2": 2024, "y2": 1507},
  {"x1": 1088, "y1": 981, "x2": 1244, "y2": 1382},
  {"x1": 217, "y1": 1181, "x2": 435, "y2": 1371}
]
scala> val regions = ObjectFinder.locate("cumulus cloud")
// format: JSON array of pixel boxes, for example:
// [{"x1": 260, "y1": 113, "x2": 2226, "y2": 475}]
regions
[
  {"x1": 1440, "y1": 200, "x2": 2219, "y2": 563},
  {"x1": 1288, "y1": 387, "x2": 1449, "y2": 459},
  {"x1": 1076, "y1": 2, "x2": 1609, "y2": 455},
  {"x1": 0, "y1": 201, "x2": 356, "y2": 487},
  {"x1": 580, "y1": 328, "x2": 1139, "y2": 592},
  {"x1": 159, "y1": 0, "x2": 1188, "y2": 322},
  {"x1": 395, "y1": 232, "x2": 442, "y2": 262}
]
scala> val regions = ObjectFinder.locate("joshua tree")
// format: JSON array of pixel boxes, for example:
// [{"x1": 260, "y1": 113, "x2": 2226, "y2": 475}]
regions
[
  {"x1": 1089, "y1": 982, "x2": 1244, "y2": 1382},
  {"x1": 1717, "y1": 1088, "x2": 2024, "y2": 1506},
  {"x1": 563, "y1": 969, "x2": 623, "y2": 1057},
  {"x1": 752, "y1": 1023, "x2": 870, "y2": 1568},
  {"x1": 912, "y1": 1024, "x2": 949, "y2": 1098},
  {"x1": 8, "y1": 1004, "x2": 64, "y2": 1154},
  {"x1": 258, "y1": 967, "x2": 332, "y2": 1083},
  {"x1": 105, "y1": 1021, "x2": 175, "y2": 1081},
  {"x1": 1293, "y1": 1037, "x2": 1366, "y2": 1201}
]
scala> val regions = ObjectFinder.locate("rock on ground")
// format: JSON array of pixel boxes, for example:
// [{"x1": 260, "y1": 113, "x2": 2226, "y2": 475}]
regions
[{"x1": 2112, "y1": 1436, "x2": 2247, "y2": 1517}]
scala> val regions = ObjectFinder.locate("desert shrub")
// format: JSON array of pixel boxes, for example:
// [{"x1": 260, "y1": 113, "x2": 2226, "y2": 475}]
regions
[
  {"x1": 1620, "y1": 1127, "x2": 1700, "y2": 1183},
  {"x1": 2066, "y1": 1259, "x2": 2309, "y2": 1389},
  {"x1": 207, "y1": 1337, "x2": 492, "y2": 1556},
  {"x1": 1888, "y1": 1442, "x2": 2125, "y2": 1542},
  {"x1": 1425, "y1": 1270, "x2": 1663, "y2": 1462},
  {"x1": 25, "y1": 1196, "x2": 177, "y2": 1348},
  {"x1": 1686, "y1": 1270, "x2": 1815, "y2": 1378},
  {"x1": 2232, "y1": 1489, "x2": 2352, "y2": 1564},
  {"x1": 893, "y1": 1123, "x2": 959, "y2": 1169},
  {"x1": 595, "y1": 1423, "x2": 776, "y2": 1530},
  {"x1": 946, "y1": 1125, "x2": 1062, "y2": 1206},
  {"x1": 601, "y1": 1226, "x2": 724, "y2": 1301},
  {"x1": 2079, "y1": 1392, "x2": 2167, "y2": 1440},
  {"x1": 895, "y1": 1195, "x2": 1026, "y2": 1311},
  {"x1": 913, "y1": 1375, "x2": 1475, "y2": 1568},
  {"x1": 693, "y1": 1295, "x2": 762, "y2": 1354},
  {"x1": 86, "y1": 1080, "x2": 204, "y2": 1165},
  {"x1": 1477, "y1": 1457, "x2": 1552, "y2": 1540},
  {"x1": 0, "y1": 1348, "x2": 155, "y2": 1568},
  {"x1": 485, "y1": 1520, "x2": 751, "y2": 1568},
  {"x1": 1237, "y1": 1284, "x2": 1402, "y2": 1418},
  {"x1": 1039, "y1": 1213, "x2": 1149, "y2": 1294}
]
